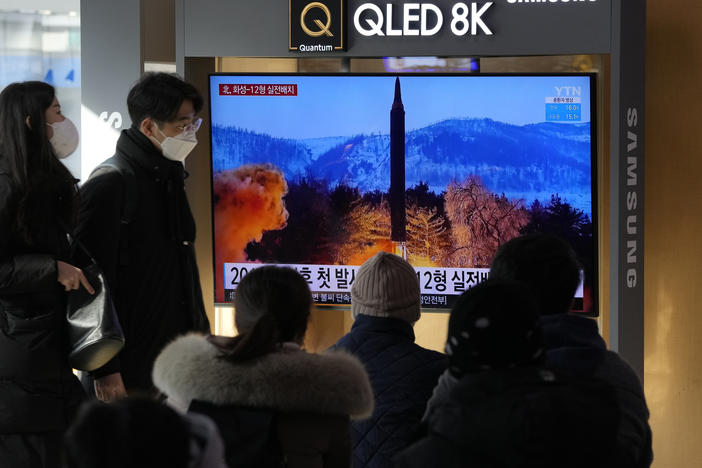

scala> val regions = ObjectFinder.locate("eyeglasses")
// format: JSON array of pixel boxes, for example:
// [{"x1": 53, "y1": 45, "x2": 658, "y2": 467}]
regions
[{"x1": 175, "y1": 117, "x2": 202, "y2": 133}]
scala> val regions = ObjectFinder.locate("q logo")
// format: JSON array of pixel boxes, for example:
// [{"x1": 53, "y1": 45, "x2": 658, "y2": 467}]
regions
[
  {"x1": 301, "y1": 2, "x2": 333, "y2": 37},
  {"x1": 290, "y1": 0, "x2": 346, "y2": 51}
]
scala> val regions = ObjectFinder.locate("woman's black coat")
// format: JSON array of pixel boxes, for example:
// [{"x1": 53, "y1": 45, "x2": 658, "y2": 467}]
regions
[{"x1": 0, "y1": 169, "x2": 84, "y2": 434}]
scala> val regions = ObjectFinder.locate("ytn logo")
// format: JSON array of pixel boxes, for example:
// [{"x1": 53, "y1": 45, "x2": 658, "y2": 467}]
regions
[{"x1": 555, "y1": 86, "x2": 582, "y2": 97}]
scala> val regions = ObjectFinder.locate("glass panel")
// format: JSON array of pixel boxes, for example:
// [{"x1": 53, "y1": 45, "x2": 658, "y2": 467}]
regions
[{"x1": 0, "y1": 10, "x2": 81, "y2": 177}]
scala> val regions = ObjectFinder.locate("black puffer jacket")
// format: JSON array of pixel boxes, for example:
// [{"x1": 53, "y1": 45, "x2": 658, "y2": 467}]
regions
[
  {"x1": 396, "y1": 367, "x2": 620, "y2": 468},
  {"x1": 0, "y1": 169, "x2": 84, "y2": 434},
  {"x1": 333, "y1": 315, "x2": 447, "y2": 468},
  {"x1": 75, "y1": 128, "x2": 210, "y2": 392},
  {"x1": 541, "y1": 314, "x2": 652, "y2": 467}
]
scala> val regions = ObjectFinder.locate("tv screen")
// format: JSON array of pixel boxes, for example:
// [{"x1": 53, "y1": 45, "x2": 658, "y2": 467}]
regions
[{"x1": 209, "y1": 73, "x2": 597, "y2": 314}]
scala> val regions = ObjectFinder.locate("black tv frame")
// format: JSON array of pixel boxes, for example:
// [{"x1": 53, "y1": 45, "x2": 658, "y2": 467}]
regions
[{"x1": 207, "y1": 72, "x2": 598, "y2": 317}]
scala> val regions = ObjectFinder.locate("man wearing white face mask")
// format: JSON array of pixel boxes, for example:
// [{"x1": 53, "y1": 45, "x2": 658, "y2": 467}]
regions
[{"x1": 75, "y1": 73, "x2": 210, "y2": 401}]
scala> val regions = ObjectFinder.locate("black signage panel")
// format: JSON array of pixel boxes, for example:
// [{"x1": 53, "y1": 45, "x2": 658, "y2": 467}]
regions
[
  {"x1": 346, "y1": 0, "x2": 611, "y2": 56},
  {"x1": 610, "y1": 0, "x2": 646, "y2": 380},
  {"x1": 183, "y1": 0, "x2": 612, "y2": 57},
  {"x1": 290, "y1": 0, "x2": 347, "y2": 52}
]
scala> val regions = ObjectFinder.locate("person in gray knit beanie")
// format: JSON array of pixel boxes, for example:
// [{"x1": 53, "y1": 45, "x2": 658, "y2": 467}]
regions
[
  {"x1": 351, "y1": 251, "x2": 421, "y2": 323},
  {"x1": 333, "y1": 251, "x2": 447, "y2": 468}
]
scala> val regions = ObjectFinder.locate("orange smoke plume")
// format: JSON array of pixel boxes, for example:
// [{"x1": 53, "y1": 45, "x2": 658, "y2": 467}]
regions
[{"x1": 214, "y1": 164, "x2": 288, "y2": 301}]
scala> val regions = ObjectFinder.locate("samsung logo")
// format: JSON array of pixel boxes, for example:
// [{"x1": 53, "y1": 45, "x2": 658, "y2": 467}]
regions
[{"x1": 625, "y1": 107, "x2": 639, "y2": 288}]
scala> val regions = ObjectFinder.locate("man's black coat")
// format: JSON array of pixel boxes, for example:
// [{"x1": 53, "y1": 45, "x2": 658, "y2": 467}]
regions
[{"x1": 75, "y1": 128, "x2": 210, "y2": 392}]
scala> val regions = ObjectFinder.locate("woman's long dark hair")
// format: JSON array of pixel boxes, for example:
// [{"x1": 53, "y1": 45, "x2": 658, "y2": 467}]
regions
[
  {"x1": 0, "y1": 81, "x2": 77, "y2": 243},
  {"x1": 210, "y1": 266, "x2": 312, "y2": 363}
]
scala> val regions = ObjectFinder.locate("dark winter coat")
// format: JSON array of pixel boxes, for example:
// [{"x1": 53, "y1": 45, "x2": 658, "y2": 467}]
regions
[
  {"x1": 0, "y1": 169, "x2": 85, "y2": 436},
  {"x1": 333, "y1": 315, "x2": 447, "y2": 468},
  {"x1": 396, "y1": 366, "x2": 620, "y2": 468},
  {"x1": 152, "y1": 334, "x2": 375, "y2": 468},
  {"x1": 74, "y1": 128, "x2": 209, "y2": 392},
  {"x1": 422, "y1": 313, "x2": 653, "y2": 468},
  {"x1": 540, "y1": 313, "x2": 653, "y2": 468}
]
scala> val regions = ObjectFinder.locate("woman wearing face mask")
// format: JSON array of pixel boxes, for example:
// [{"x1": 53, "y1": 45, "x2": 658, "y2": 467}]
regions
[{"x1": 0, "y1": 81, "x2": 89, "y2": 468}]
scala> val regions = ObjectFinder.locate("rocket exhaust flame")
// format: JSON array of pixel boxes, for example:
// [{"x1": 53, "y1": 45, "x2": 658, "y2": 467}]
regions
[{"x1": 347, "y1": 239, "x2": 395, "y2": 266}]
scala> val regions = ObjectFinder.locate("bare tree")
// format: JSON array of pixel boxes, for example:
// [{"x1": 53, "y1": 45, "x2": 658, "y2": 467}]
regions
[{"x1": 445, "y1": 175, "x2": 529, "y2": 267}]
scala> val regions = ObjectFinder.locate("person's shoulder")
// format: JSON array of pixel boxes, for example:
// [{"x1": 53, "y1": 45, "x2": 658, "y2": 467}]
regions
[
  {"x1": 281, "y1": 349, "x2": 375, "y2": 419},
  {"x1": 82, "y1": 164, "x2": 125, "y2": 188},
  {"x1": 309, "y1": 347, "x2": 372, "y2": 382},
  {"x1": 598, "y1": 350, "x2": 646, "y2": 394},
  {"x1": 340, "y1": 328, "x2": 407, "y2": 363},
  {"x1": 154, "y1": 333, "x2": 218, "y2": 380},
  {"x1": 415, "y1": 343, "x2": 447, "y2": 359},
  {"x1": 331, "y1": 329, "x2": 363, "y2": 352},
  {"x1": 155, "y1": 341, "x2": 374, "y2": 420},
  {"x1": 79, "y1": 158, "x2": 135, "y2": 200},
  {"x1": 408, "y1": 341, "x2": 448, "y2": 368}
]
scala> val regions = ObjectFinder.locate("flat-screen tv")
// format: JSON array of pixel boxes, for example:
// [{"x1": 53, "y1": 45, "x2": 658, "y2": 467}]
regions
[{"x1": 209, "y1": 73, "x2": 597, "y2": 315}]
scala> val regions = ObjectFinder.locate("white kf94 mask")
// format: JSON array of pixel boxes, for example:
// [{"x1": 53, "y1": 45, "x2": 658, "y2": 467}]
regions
[
  {"x1": 48, "y1": 118, "x2": 80, "y2": 159},
  {"x1": 151, "y1": 118, "x2": 201, "y2": 162}
]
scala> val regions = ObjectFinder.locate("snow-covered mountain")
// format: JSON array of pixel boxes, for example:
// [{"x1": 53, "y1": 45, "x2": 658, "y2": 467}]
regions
[{"x1": 212, "y1": 118, "x2": 593, "y2": 215}]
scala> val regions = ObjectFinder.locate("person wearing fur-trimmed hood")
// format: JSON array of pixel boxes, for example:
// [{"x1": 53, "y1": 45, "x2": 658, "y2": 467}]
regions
[{"x1": 153, "y1": 265, "x2": 374, "y2": 468}]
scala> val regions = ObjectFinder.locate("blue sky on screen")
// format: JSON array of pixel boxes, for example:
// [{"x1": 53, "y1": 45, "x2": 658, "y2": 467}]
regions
[{"x1": 209, "y1": 75, "x2": 592, "y2": 140}]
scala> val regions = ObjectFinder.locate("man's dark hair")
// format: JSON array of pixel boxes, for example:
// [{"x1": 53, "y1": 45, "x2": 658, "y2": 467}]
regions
[
  {"x1": 490, "y1": 234, "x2": 581, "y2": 315},
  {"x1": 63, "y1": 398, "x2": 190, "y2": 468},
  {"x1": 127, "y1": 72, "x2": 203, "y2": 127}
]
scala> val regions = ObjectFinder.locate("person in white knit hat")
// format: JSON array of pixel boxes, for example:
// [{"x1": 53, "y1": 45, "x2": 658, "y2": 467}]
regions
[{"x1": 332, "y1": 251, "x2": 447, "y2": 468}]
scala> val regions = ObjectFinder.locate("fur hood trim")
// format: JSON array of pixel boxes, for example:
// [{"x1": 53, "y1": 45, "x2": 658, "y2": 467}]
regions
[{"x1": 153, "y1": 334, "x2": 374, "y2": 420}]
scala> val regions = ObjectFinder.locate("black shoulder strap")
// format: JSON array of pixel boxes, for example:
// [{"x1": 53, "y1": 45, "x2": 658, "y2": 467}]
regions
[
  {"x1": 92, "y1": 155, "x2": 137, "y2": 266},
  {"x1": 93, "y1": 155, "x2": 137, "y2": 225}
]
